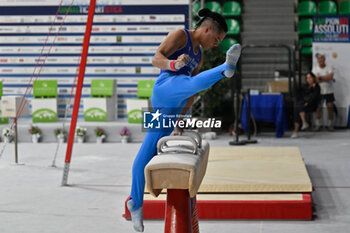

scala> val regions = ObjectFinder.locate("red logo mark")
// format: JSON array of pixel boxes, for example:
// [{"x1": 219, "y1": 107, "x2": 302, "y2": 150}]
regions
[{"x1": 104, "y1": 6, "x2": 123, "y2": 14}]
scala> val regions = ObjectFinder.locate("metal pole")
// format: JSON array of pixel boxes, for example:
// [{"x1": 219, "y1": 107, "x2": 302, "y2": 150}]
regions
[
  {"x1": 299, "y1": 45, "x2": 303, "y2": 90},
  {"x1": 246, "y1": 90, "x2": 251, "y2": 140},
  {"x1": 200, "y1": 0, "x2": 204, "y2": 8},
  {"x1": 235, "y1": 91, "x2": 240, "y2": 142},
  {"x1": 292, "y1": 45, "x2": 296, "y2": 97},
  {"x1": 243, "y1": 89, "x2": 257, "y2": 144},
  {"x1": 164, "y1": 189, "x2": 192, "y2": 233},
  {"x1": 229, "y1": 61, "x2": 246, "y2": 146},
  {"x1": 62, "y1": 0, "x2": 96, "y2": 186},
  {"x1": 287, "y1": 46, "x2": 292, "y2": 96},
  {"x1": 14, "y1": 117, "x2": 18, "y2": 164}
]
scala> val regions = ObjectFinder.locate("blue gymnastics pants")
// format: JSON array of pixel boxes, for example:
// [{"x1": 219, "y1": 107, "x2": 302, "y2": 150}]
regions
[{"x1": 130, "y1": 63, "x2": 228, "y2": 210}]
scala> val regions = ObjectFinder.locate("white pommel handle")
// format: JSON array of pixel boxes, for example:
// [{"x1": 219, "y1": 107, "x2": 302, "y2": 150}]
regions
[
  {"x1": 157, "y1": 136, "x2": 198, "y2": 155},
  {"x1": 183, "y1": 131, "x2": 202, "y2": 148}
]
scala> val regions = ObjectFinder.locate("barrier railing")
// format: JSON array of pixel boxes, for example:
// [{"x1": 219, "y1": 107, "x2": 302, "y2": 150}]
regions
[
  {"x1": 237, "y1": 44, "x2": 296, "y2": 97},
  {"x1": 297, "y1": 44, "x2": 312, "y2": 90},
  {"x1": 229, "y1": 44, "x2": 296, "y2": 145}
]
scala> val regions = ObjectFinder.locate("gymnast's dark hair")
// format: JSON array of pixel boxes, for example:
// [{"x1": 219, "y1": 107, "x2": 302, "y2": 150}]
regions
[{"x1": 196, "y1": 8, "x2": 228, "y2": 33}]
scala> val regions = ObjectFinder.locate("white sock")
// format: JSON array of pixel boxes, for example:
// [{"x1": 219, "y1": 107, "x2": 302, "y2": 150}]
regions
[
  {"x1": 127, "y1": 199, "x2": 144, "y2": 232},
  {"x1": 315, "y1": 119, "x2": 320, "y2": 126},
  {"x1": 328, "y1": 120, "x2": 333, "y2": 126},
  {"x1": 224, "y1": 44, "x2": 241, "y2": 78}
]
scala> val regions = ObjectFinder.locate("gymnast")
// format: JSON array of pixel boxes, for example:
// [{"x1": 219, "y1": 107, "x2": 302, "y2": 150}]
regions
[{"x1": 127, "y1": 8, "x2": 241, "y2": 232}]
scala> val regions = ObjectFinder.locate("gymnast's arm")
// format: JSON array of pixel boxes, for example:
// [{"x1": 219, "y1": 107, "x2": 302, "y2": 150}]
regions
[
  {"x1": 152, "y1": 29, "x2": 189, "y2": 70},
  {"x1": 179, "y1": 54, "x2": 204, "y2": 116}
]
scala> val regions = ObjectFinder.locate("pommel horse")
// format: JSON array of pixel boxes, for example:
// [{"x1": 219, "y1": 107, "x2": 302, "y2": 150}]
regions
[{"x1": 145, "y1": 131, "x2": 210, "y2": 233}]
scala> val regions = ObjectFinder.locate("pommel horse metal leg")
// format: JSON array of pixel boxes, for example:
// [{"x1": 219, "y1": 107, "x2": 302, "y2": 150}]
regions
[
  {"x1": 165, "y1": 189, "x2": 191, "y2": 233},
  {"x1": 145, "y1": 132, "x2": 209, "y2": 233}
]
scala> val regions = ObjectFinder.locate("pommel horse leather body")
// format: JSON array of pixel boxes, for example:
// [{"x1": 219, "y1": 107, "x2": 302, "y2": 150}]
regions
[{"x1": 145, "y1": 132, "x2": 210, "y2": 233}]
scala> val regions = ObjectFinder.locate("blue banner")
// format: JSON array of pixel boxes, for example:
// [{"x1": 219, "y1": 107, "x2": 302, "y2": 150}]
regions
[{"x1": 313, "y1": 16, "x2": 350, "y2": 42}]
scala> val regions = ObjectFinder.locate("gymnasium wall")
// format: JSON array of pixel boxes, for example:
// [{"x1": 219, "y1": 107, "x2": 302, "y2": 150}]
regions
[{"x1": 0, "y1": 0, "x2": 189, "y2": 119}]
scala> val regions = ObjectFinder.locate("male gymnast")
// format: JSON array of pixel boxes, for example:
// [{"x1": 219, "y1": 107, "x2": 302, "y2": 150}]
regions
[{"x1": 127, "y1": 8, "x2": 241, "y2": 232}]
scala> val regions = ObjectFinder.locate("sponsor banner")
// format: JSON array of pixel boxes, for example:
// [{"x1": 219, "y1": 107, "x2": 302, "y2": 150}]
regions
[
  {"x1": 83, "y1": 97, "x2": 116, "y2": 121},
  {"x1": 0, "y1": 0, "x2": 189, "y2": 6},
  {"x1": 2, "y1": 88, "x2": 16, "y2": 94},
  {"x1": 1, "y1": 77, "x2": 155, "y2": 85},
  {"x1": 1, "y1": 86, "x2": 89, "y2": 96},
  {"x1": 33, "y1": 80, "x2": 57, "y2": 97},
  {"x1": 0, "y1": 78, "x2": 26, "y2": 84},
  {"x1": 0, "y1": 100, "x2": 9, "y2": 124},
  {"x1": 126, "y1": 98, "x2": 150, "y2": 124},
  {"x1": 0, "y1": 25, "x2": 184, "y2": 34},
  {"x1": 0, "y1": 117, "x2": 9, "y2": 124},
  {"x1": 59, "y1": 87, "x2": 90, "y2": 95},
  {"x1": 57, "y1": 108, "x2": 84, "y2": 115},
  {"x1": 54, "y1": 78, "x2": 76, "y2": 84},
  {"x1": 0, "y1": 56, "x2": 153, "y2": 64},
  {"x1": 87, "y1": 56, "x2": 153, "y2": 64},
  {"x1": 137, "y1": 80, "x2": 155, "y2": 98},
  {"x1": 115, "y1": 77, "x2": 156, "y2": 85},
  {"x1": 92, "y1": 46, "x2": 157, "y2": 54},
  {"x1": 0, "y1": 46, "x2": 158, "y2": 54},
  {"x1": 114, "y1": 35, "x2": 165, "y2": 44},
  {"x1": 31, "y1": 98, "x2": 57, "y2": 122},
  {"x1": 0, "y1": 35, "x2": 165, "y2": 44},
  {"x1": 84, "y1": 76, "x2": 155, "y2": 84},
  {"x1": 2, "y1": 87, "x2": 117, "y2": 101},
  {"x1": 1, "y1": 96, "x2": 30, "y2": 117},
  {"x1": 90, "y1": 79, "x2": 115, "y2": 97},
  {"x1": 313, "y1": 16, "x2": 350, "y2": 42},
  {"x1": 118, "y1": 88, "x2": 136, "y2": 95},
  {"x1": 84, "y1": 106, "x2": 108, "y2": 121},
  {"x1": 0, "y1": 66, "x2": 160, "y2": 74},
  {"x1": 0, "y1": 15, "x2": 184, "y2": 23},
  {"x1": 313, "y1": 43, "x2": 350, "y2": 126},
  {"x1": 57, "y1": 97, "x2": 86, "y2": 105},
  {"x1": 0, "y1": 2, "x2": 188, "y2": 120}
]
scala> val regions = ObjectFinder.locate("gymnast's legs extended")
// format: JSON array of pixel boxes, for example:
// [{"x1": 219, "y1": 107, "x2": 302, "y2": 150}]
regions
[{"x1": 127, "y1": 44, "x2": 241, "y2": 232}]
